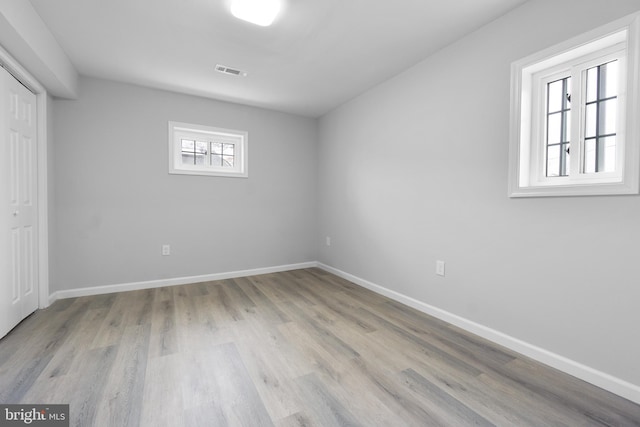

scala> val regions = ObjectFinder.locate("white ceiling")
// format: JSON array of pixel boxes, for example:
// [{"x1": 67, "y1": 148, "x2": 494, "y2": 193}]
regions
[{"x1": 29, "y1": 0, "x2": 527, "y2": 117}]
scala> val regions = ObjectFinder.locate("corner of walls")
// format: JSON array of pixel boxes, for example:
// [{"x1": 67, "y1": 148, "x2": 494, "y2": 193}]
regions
[{"x1": 46, "y1": 94, "x2": 57, "y2": 299}]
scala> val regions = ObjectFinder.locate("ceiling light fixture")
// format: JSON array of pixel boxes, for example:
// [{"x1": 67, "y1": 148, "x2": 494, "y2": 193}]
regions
[{"x1": 230, "y1": 0, "x2": 281, "y2": 27}]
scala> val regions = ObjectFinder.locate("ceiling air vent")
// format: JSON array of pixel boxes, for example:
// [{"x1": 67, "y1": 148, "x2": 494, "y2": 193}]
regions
[{"x1": 215, "y1": 64, "x2": 247, "y2": 77}]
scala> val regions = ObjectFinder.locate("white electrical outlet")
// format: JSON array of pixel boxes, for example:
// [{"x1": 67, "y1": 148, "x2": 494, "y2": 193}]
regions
[
  {"x1": 436, "y1": 260, "x2": 446, "y2": 277},
  {"x1": 326, "y1": 236, "x2": 331, "y2": 246},
  {"x1": 162, "y1": 244, "x2": 171, "y2": 256}
]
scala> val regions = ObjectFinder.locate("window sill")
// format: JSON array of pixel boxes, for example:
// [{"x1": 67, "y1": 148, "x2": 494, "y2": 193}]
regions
[
  {"x1": 509, "y1": 180, "x2": 638, "y2": 198},
  {"x1": 168, "y1": 168, "x2": 248, "y2": 178}
]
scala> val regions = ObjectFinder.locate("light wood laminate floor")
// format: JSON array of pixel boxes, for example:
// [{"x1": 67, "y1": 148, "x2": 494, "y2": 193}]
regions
[{"x1": 0, "y1": 268, "x2": 639, "y2": 426}]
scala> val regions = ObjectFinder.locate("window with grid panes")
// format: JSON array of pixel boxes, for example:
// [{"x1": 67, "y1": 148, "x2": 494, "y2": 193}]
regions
[
  {"x1": 508, "y1": 14, "x2": 640, "y2": 197},
  {"x1": 584, "y1": 61, "x2": 618, "y2": 174},
  {"x1": 169, "y1": 122, "x2": 247, "y2": 177},
  {"x1": 545, "y1": 76, "x2": 572, "y2": 177}
]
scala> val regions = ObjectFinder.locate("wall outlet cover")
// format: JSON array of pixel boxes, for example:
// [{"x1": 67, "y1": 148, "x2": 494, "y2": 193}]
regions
[{"x1": 436, "y1": 260, "x2": 446, "y2": 276}]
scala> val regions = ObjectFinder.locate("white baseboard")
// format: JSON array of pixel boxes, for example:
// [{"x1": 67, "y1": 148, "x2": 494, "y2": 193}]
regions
[
  {"x1": 48, "y1": 261, "x2": 318, "y2": 304},
  {"x1": 317, "y1": 263, "x2": 640, "y2": 405}
]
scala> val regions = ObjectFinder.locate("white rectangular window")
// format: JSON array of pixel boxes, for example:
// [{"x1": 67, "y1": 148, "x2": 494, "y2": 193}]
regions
[
  {"x1": 169, "y1": 121, "x2": 248, "y2": 177},
  {"x1": 509, "y1": 13, "x2": 640, "y2": 197}
]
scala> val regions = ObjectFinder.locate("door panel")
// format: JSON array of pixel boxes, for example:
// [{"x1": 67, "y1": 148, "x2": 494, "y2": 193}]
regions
[
  {"x1": 10, "y1": 130, "x2": 18, "y2": 204},
  {"x1": 23, "y1": 226, "x2": 34, "y2": 296},
  {"x1": 1, "y1": 66, "x2": 38, "y2": 339},
  {"x1": 11, "y1": 227, "x2": 20, "y2": 302},
  {"x1": 22, "y1": 136, "x2": 34, "y2": 205}
]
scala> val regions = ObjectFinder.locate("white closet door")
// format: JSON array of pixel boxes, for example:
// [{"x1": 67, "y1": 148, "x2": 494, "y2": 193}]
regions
[{"x1": 0, "y1": 65, "x2": 38, "y2": 339}]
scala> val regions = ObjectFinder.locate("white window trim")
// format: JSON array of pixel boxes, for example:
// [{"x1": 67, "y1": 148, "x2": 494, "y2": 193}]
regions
[
  {"x1": 508, "y1": 12, "x2": 640, "y2": 197},
  {"x1": 168, "y1": 121, "x2": 248, "y2": 178}
]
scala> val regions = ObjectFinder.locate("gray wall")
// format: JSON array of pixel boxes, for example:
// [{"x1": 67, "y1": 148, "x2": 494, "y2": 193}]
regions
[
  {"x1": 51, "y1": 77, "x2": 317, "y2": 291},
  {"x1": 318, "y1": 0, "x2": 640, "y2": 387}
]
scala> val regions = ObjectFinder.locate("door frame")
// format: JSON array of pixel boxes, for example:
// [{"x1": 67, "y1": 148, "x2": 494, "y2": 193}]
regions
[{"x1": 0, "y1": 44, "x2": 49, "y2": 309}]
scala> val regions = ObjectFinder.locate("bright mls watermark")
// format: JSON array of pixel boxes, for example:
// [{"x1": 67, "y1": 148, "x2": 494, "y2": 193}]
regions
[{"x1": 0, "y1": 405, "x2": 68, "y2": 426}]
